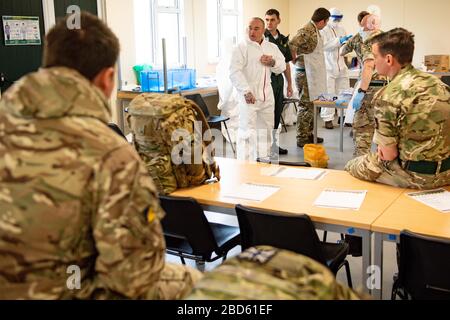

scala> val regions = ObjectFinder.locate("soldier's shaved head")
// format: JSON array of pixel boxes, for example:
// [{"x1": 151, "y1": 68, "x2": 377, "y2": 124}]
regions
[
  {"x1": 248, "y1": 17, "x2": 265, "y2": 43},
  {"x1": 250, "y1": 17, "x2": 265, "y2": 28}
]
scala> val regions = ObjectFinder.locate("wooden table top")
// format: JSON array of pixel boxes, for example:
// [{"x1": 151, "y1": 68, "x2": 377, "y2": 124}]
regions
[
  {"x1": 172, "y1": 157, "x2": 405, "y2": 230},
  {"x1": 371, "y1": 187, "x2": 450, "y2": 239}
]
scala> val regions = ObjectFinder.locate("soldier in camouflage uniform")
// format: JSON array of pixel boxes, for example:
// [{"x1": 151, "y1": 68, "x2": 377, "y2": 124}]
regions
[
  {"x1": 0, "y1": 12, "x2": 201, "y2": 300},
  {"x1": 340, "y1": 11, "x2": 370, "y2": 76},
  {"x1": 348, "y1": 14, "x2": 384, "y2": 157},
  {"x1": 346, "y1": 28, "x2": 450, "y2": 189},
  {"x1": 289, "y1": 8, "x2": 330, "y2": 148},
  {"x1": 188, "y1": 246, "x2": 361, "y2": 300}
]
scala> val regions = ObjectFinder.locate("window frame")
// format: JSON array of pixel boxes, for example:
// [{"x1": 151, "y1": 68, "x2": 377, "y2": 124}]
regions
[{"x1": 208, "y1": 0, "x2": 242, "y2": 63}]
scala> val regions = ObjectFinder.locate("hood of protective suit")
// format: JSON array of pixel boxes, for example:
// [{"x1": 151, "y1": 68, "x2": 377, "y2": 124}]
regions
[{"x1": 0, "y1": 67, "x2": 111, "y2": 123}]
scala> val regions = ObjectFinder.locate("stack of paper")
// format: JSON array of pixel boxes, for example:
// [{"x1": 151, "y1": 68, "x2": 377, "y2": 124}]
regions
[
  {"x1": 222, "y1": 183, "x2": 280, "y2": 202},
  {"x1": 407, "y1": 189, "x2": 450, "y2": 213},
  {"x1": 261, "y1": 167, "x2": 327, "y2": 180},
  {"x1": 314, "y1": 189, "x2": 367, "y2": 210}
]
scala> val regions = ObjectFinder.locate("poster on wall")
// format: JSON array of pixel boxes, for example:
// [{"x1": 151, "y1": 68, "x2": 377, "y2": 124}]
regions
[{"x1": 2, "y1": 16, "x2": 41, "y2": 46}]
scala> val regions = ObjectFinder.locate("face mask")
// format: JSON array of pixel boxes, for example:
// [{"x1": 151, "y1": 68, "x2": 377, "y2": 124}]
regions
[{"x1": 330, "y1": 20, "x2": 339, "y2": 28}]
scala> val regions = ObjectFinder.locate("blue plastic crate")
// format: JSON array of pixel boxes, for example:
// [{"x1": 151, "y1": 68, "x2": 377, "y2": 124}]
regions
[{"x1": 140, "y1": 69, "x2": 196, "y2": 92}]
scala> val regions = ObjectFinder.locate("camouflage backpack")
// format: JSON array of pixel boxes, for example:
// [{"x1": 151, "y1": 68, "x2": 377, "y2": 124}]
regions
[
  {"x1": 127, "y1": 93, "x2": 220, "y2": 195},
  {"x1": 187, "y1": 246, "x2": 361, "y2": 300}
]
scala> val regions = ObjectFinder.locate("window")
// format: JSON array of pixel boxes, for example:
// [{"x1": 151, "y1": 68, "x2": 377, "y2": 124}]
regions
[
  {"x1": 135, "y1": 0, "x2": 185, "y2": 67},
  {"x1": 207, "y1": 0, "x2": 243, "y2": 62}
]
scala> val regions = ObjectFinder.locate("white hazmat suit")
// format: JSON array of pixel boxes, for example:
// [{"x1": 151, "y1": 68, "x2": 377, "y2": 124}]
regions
[
  {"x1": 229, "y1": 37, "x2": 286, "y2": 161},
  {"x1": 320, "y1": 8, "x2": 350, "y2": 122}
]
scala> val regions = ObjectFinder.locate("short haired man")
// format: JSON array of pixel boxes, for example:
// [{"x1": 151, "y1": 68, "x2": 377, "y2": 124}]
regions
[
  {"x1": 0, "y1": 12, "x2": 201, "y2": 299},
  {"x1": 341, "y1": 11, "x2": 371, "y2": 71},
  {"x1": 289, "y1": 8, "x2": 330, "y2": 148},
  {"x1": 230, "y1": 17, "x2": 286, "y2": 161},
  {"x1": 346, "y1": 28, "x2": 450, "y2": 189},
  {"x1": 345, "y1": 14, "x2": 384, "y2": 157},
  {"x1": 264, "y1": 9, "x2": 294, "y2": 155}
]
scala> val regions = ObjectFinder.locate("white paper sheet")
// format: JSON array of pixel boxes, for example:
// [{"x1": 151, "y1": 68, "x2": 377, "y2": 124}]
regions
[
  {"x1": 223, "y1": 183, "x2": 280, "y2": 202},
  {"x1": 314, "y1": 189, "x2": 367, "y2": 210},
  {"x1": 407, "y1": 189, "x2": 450, "y2": 213},
  {"x1": 264, "y1": 167, "x2": 327, "y2": 180}
]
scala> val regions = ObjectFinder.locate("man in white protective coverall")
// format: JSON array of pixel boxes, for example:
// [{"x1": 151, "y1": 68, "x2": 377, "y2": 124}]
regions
[
  {"x1": 320, "y1": 8, "x2": 352, "y2": 129},
  {"x1": 229, "y1": 17, "x2": 286, "y2": 161}
]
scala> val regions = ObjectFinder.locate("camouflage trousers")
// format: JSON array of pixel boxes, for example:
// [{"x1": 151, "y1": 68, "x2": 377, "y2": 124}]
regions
[
  {"x1": 147, "y1": 263, "x2": 203, "y2": 300},
  {"x1": 346, "y1": 153, "x2": 450, "y2": 189},
  {"x1": 352, "y1": 86, "x2": 378, "y2": 157},
  {"x1": 295, "y1": 70, "x2": 314, "y2": 143}
]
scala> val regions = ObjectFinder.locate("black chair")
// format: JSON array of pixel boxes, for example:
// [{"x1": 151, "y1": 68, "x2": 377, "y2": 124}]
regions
[
  {"x1": 392, "y1": 230, "x2": 450, "y2": 300},
  {"x1": 185, "y1": 93, "x2": 236, "y2": 155},
  {"x1": 235, "y1": 205, "x2": 353, "y2": 288},
  {"x1": 281, "y1": 98, "x2": 300, "y2": 133},
  {"x1": 441, "y1": 76, "x2": 450, "y2": 87},
  {"x1": 159, "y1": 195, "x2": 241, "y2": 271},
  {"x1": 108, "y1": 123, "x2": 127, "y2": 141}
]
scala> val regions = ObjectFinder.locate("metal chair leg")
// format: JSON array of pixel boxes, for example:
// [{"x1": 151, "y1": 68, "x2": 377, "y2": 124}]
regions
[
  {"x1": 280, "y1": 114, "x2": 288, "y2": 133},
  {"x1": 196, "y1": 261, "x2": 206, "y2": 272},
  {"x1": 344, "y1": 260, "x2": 353, "y2": 289},
  {"x1": 323, "y1": 231, "x2": 328, "y2": 242},
  {"x1": 223, "y1": 121, "x2": 236, "y2": 156},
  {"x1": 180, "y1": 255, "x2": 186, "y2": 265}
]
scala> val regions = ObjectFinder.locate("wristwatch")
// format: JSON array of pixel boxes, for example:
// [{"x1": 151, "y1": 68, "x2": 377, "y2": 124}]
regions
[{"x1": 358, "y1": 88, "x2": 367, "y2": 94}]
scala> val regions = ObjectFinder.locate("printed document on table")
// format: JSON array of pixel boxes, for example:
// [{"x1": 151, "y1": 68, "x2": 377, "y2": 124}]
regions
[
  {"x1": 407, "y1": 189, "x2": 450, "y2": 213},
  {"x1": 314, "y1": 189, "x2": 367, "y2": 210},
  {"x1": 223, "y1": 183, "x2": 280, "y2": 202},
  {"x1": 262, "y1": 167, "x2": 327, "y2": 180}
]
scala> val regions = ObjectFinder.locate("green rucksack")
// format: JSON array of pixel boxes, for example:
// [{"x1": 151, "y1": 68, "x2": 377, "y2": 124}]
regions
[
  {"x1": 187, "y1": 246, "x2": 361, "y2": 300},
  {"x1": 127, "y1": 93, "x2": 220, "y2": 195}
]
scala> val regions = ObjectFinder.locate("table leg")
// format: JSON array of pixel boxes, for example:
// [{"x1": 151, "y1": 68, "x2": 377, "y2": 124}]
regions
[
  {"x1": 313, "y1": 105, "x2": 318, "y2": 144},
  {"x1": 340, "y1": 108, "x2": 344, "y2": 153},
  {"x1": 372, "y1": 232, "x2": 384, "y2": 300},
  {"x1": 361, "y1": 230, "x2": 372, "y2": 295}
]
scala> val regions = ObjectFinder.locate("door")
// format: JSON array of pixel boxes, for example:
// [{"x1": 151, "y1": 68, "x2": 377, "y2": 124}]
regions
[{"x1": 0, "y1": 0, "x2": 45, "y2": 93}]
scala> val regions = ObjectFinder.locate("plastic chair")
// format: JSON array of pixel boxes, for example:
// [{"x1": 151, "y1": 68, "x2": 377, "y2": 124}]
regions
[
  {"x1": 159, "y1": 195, "x2": 241, "y2": 271},
  {"x1": 185, "y1": 93, "x2": 236, "y2": 155},
  {"x1": 392, "y1": 230, "x2": 450, "y2": 300},
  {"x1": 235, "y1": 205, "x2": 353, "y2": 288}
]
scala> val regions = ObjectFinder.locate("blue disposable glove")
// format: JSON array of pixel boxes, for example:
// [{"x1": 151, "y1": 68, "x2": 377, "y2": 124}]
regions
[
  {"x1": 339, "y1": 34, "x2": 353, "y2": 44},
  {"x1": 352, "y1": 91, "x2": 365, "y2": 111}
]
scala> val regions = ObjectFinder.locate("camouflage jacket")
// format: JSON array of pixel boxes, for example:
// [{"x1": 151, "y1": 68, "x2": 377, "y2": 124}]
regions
[
  {"x1": 373, "y1": 64, "x2": 450, "y2": 162},
  {"x1": 341, "y1": 33, "x2": 364, "y2": 66},
  {"x1": 289, "y1": 21, "x2": 318, "y2": 69},
  {"x1": 341, "y1": 30, "x2": 384, "y2": 80},
  {"x1": 0, "y1": 67, "x2": 166, "y2": 299},
  {"x1": 187, "y1": 246, "x2": 361, "y2": 300}
]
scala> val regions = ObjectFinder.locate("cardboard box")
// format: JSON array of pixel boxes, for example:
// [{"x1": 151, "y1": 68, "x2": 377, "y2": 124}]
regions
[{"x1": 424, "y1": 55, "x2": 449, "y2": 72}]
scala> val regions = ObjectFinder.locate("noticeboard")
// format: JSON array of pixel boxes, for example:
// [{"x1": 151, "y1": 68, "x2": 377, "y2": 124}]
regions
[{"x1": 2, "y1": 15, "x2": 41, "y2": 46}]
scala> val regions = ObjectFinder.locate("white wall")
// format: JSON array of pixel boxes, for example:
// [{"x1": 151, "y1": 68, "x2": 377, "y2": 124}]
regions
[
  {"x1": 104, "y1": 0, "x2": 450, "y2": 122},
  {"x1": 288, "y1": 0, "x2": 450, "y2": 67}
]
